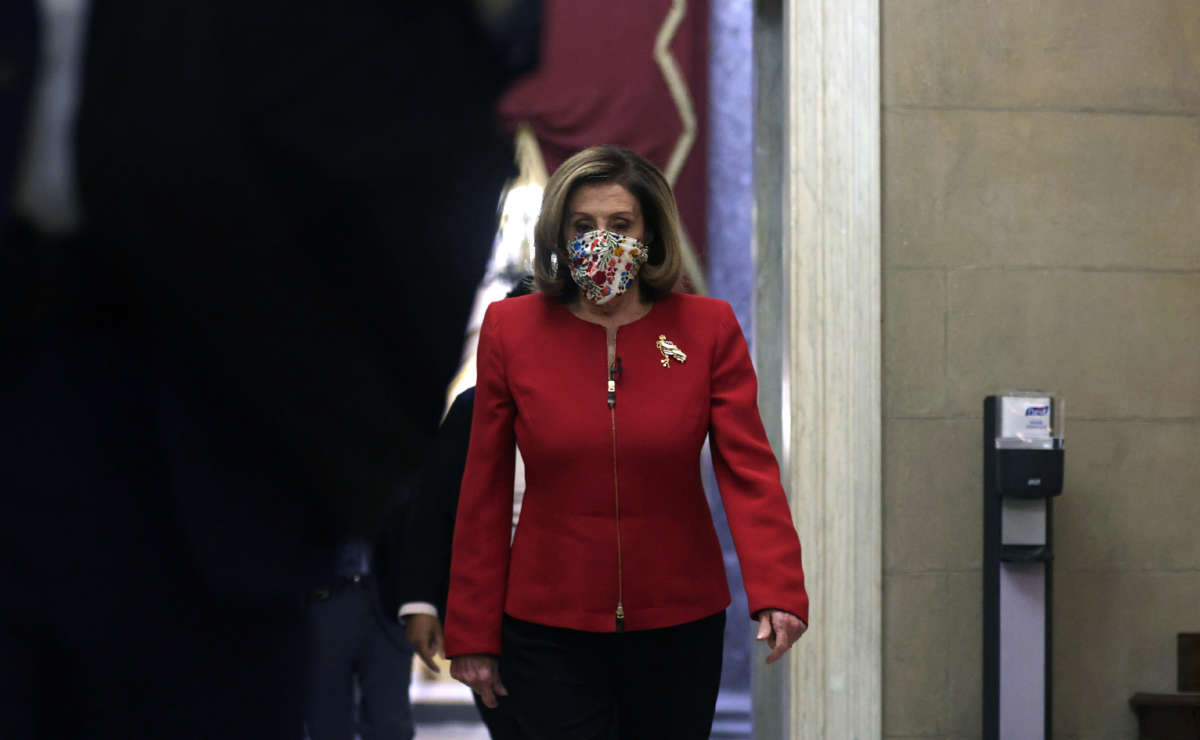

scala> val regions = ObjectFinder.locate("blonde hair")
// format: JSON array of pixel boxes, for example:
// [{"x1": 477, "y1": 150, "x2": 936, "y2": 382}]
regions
[{"x1": 533, "y1": 146, "x2": 683, "y2": 301}]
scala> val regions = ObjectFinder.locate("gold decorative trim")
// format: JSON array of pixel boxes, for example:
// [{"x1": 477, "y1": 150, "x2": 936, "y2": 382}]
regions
[
  {"x1": 677, "y1": 225, "x2": 709, "y2": 296},
  {"x1": 652, "y1": 1, "x2": 706, "y2": 296},
  {"x1": 653, "y1": 0, "x2": 697, "y2": 187},
  {"x1": 513, "y1": 122, "x2": 549, "y2": 186}
]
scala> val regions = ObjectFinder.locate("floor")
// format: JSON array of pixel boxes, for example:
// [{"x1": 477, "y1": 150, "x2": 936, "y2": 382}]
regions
[{"x1": 413, "y1": 722, "x2": 491, "y2": 740}]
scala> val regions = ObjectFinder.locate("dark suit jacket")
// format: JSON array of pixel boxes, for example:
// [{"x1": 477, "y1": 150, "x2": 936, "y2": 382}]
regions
[{"x1": 382, "y1": 388, "x2": 475, "y2": 619}]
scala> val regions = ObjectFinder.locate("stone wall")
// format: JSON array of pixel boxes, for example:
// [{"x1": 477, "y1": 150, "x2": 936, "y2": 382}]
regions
[{"x1": 880, "y1": 2, "x2": 1200, "y2": 738}]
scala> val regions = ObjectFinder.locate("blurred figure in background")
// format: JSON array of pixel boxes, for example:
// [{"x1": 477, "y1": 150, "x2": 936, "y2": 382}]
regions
[
  {"x1": 304, "y1": 530, "x2": 415, "y2": 740},
  {"x1": 0, "y1": 0, "x2": 538, "y2": 738}
]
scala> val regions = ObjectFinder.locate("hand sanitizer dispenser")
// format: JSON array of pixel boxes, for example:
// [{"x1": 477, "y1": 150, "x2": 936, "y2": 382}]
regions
[{"x1": 983, "y1": 393, "x2": 1064, "y2": 740}]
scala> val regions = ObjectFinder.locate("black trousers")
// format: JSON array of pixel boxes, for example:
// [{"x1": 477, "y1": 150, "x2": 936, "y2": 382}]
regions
[
  {"x1": 474, "y1": 691, "x2": 525, "y2": 740},
  {"x1": 304, "y1": 574, "x2": 414, "y2": 740},
  {"x1": 497, "y1": 611, "x2": 725, "y2": 740}
]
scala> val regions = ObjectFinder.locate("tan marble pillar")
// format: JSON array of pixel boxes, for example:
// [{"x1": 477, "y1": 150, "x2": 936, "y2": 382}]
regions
[{"x1": 753, "y1": 0, "x2": 882, "y2": 736}]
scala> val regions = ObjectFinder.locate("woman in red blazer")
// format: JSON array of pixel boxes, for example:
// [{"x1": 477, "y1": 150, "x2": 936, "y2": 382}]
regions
[{"x1": 445, "y1": 146, "x2": 808, "y2": 738}]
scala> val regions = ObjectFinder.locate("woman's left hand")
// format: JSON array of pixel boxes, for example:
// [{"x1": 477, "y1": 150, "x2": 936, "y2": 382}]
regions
[{"x1": 755, "y1": 609, "x2": 808, "y2": 664}]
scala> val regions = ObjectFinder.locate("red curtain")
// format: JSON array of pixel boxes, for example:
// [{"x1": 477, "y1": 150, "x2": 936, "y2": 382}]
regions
[{"x1": 498, "y1": 0, "x2": 710, "y2": 261}]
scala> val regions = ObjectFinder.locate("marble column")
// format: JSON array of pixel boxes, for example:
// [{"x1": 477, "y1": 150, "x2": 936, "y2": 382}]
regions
[
  {"x1": 753, "y1": 0, "x2": 882, "y2": 737},
  {"x1": 706, "y1": 0, "x2": 757, "y2": 735}
]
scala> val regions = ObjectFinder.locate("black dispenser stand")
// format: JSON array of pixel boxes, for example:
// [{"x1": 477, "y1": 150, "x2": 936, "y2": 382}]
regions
[{"x1": 983, "y1": 395, "x2": 1064, "y2": 740}]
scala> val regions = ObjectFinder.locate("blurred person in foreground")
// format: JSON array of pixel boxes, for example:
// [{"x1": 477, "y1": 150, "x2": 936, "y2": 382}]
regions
[
  {"x1": 443, "y1": 146, "x2": 809, "y2": 739},
  {"x1": 0, "y1": 0, "x2": 538, "y2": 737}
]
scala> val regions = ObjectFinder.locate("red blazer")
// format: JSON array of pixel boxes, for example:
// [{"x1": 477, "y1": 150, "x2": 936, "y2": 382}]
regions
[{"x1": 444, "y1": 292, "x2": 807, "y2": 657}]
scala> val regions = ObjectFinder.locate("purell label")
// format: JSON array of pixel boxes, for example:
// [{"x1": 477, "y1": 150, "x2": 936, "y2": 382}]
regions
[{"x1": 1000, "y1": 396, "x2": 1052, "y2": 440}]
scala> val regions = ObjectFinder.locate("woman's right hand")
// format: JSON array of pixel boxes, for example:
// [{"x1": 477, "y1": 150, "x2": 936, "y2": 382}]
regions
[{"x1": 450, "y1": 654, "x2": 508, "y2": 708}]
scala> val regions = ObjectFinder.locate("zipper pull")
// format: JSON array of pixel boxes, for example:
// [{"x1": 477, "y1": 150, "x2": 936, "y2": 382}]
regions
[
  {"x1": 608, "y1": 360, "x2": 617, "y2": 408},
  {"x1": 615, "y1": 603, "x2": 625, "y2": 633},
  {"x1": 607, "y1": 357, "x2": 622, "y2": 408}
]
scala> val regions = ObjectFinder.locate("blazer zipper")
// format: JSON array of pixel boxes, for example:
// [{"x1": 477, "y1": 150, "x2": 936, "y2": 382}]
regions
[{"x1": 608, "y1": 357, "x2": 625, "y2": 633}]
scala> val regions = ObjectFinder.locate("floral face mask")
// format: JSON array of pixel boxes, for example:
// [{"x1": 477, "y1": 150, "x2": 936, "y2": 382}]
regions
[{"x1": 567, "y1": 229, "x2": 650, "y2": 305}]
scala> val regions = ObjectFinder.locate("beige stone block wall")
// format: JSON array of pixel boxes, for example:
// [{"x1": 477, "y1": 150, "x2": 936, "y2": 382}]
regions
[
  {"x1": 884, "y1": 111, "x2": 1200, "y2": 271},
  {"x1": 881, "y1": 0, "x2": 1200, "y2": 738},
  {"x1": 884, "y1": 0, "x2": 1200, "y2": 112},
  {"x1": 947, "y1": 272, "x2": 1200, "y2": 418}
]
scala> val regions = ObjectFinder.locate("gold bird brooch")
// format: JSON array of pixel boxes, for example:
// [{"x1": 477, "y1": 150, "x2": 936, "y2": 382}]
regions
[{"x1": 656, "y1": 335, "x2": 687, "y2": 367}]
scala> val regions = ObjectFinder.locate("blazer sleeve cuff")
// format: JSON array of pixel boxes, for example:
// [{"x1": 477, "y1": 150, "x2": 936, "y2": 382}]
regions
[{"x1": 398, "y1": 602, "x2": 438, "y2": 621}]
